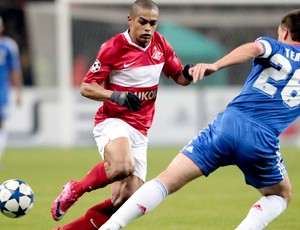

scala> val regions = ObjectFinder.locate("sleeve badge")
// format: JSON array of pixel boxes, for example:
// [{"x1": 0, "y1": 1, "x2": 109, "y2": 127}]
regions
[{"x1": 90, "y1": 59, "x2": 101, "y2": 72}]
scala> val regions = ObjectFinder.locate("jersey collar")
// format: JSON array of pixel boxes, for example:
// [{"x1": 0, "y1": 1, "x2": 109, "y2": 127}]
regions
[{"x1": 123, "y1": 30, "x2": 151, "y2": 51}]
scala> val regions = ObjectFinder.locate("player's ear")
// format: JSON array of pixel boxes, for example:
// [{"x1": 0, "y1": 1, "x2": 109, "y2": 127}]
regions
[
  {"x1": 127, "y1": 15, "x2": 133, "y2": 27},
  {"x1": 283, "y1": 27, "x2": 289, "y2": 40}
]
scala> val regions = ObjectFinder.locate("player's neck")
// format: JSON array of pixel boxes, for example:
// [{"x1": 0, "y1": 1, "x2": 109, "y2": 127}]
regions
[{"x1": 287, "y1": 41, "x2": 300, "y2": 46}]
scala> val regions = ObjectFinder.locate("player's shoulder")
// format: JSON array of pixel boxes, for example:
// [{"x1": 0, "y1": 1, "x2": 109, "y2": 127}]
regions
[
  {"x1": 255, "y1": 36, "x2": 283, "y2": 58},
  {"x1": 100, "y1": 33, "x2": 126, "y2": 50},
  {"x1": 152, "y1": 31, "x2": 169, "y2": 44},
  {"x1": 97, "y1": 33, "x2": 126, "y2": 60},
  {"x1": 256, "y1": 36, "x2": 277, "y2": 44},
  {"x1": 255, "y1": 36, "x2": 286, "y2": 50},
  {"x1": 0, "y1": 36, "x2": 18, "y2": 51},
  {"x1": 151, "y1": 31, "x2": 175, "y2": 55}
]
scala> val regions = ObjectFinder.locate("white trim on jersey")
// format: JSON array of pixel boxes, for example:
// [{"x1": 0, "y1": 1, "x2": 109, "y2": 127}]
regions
[
  {"x1": 123, "y1": 31, "x2": 151, "y2": 51},
  {"x1": 110, "y1": 63, "x2": 164, "y2": 88},
  {"x1": 258, "y1": 40, "x2": 272, "y2": 58}
]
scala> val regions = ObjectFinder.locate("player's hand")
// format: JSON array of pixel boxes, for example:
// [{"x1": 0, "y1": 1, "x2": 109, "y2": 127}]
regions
[
  {"x1": 190, "y1": 63, "x2": 218, "y2": 83},
  {"x1": 110, "y1": 91, "x2": 141, "y2": 112}
]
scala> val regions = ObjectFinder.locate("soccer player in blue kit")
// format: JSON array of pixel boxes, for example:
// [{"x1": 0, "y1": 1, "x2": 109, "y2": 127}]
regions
[
  {"x1": 0, "y1": 16, "x2": 23, "y2": 166},
  {"x1": 99, "y1": 9, "x2": 300, "y2": 230}
]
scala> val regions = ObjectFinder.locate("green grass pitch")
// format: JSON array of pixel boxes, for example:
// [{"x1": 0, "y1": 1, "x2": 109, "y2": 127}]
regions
[{"x1": 0, "y1": 146, "x2": 299, "y2": 229}]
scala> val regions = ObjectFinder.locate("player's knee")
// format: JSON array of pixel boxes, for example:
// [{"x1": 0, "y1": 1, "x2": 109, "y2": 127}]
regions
[
  {"x1": 274, "y1": 183, "x2": 292, "y2": 205},
  {"x1": 283, "y1": 186, "x2": 292, "y2": 204},
  {"x1": 282, "y1": 179, "x2": 292, "y2": 204},
  {"x1": 111, "y1": 160, "x2": 135, "y2": 180}
]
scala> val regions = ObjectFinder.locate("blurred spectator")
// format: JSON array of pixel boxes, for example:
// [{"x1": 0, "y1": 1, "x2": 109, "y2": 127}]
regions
[
  {"x1": 0, "y1": 15, "x2": 23, "y2": 166},
  {"x1": 0, "y1": 0, "x2": 34, "y2": 85}
]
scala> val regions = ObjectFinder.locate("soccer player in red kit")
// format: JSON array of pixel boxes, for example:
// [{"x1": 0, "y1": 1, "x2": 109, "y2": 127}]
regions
[{"x1": 51, "y1": 0, "x2": 193, "y2": 229}]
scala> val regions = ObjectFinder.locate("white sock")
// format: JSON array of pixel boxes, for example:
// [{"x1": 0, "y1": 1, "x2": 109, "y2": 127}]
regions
[
  {"x1": 99, "y1": 178, "x2": 168, "y2": 230},
  {"x1": 235, "y1": 195, "x2": 287, "y2": 230},
  {"x1": 0, "y1": 129, "x2": 7, "y2": 163}
]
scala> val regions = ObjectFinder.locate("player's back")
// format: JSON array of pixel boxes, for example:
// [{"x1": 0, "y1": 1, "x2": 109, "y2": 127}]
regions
[
  {"x1": 0, "y1": 36, "x2": 20, "y2": 105},
  {"x1": 228, "y1": 36, "x2": 300, "y2": 136}
]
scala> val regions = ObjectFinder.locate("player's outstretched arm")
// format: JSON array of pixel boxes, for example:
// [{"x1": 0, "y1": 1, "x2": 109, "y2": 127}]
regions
[
  {"x1": 190, "y1": 41, "x2": 264, "y2": 83},
  {"x1": 214, "y1": 41, "x2": 264, "y2": 70}
]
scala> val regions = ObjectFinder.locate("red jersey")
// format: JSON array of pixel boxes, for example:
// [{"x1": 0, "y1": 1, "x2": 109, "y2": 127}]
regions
[{"x1": 83, "y1": 30, "x2": 183, "y2": 136}]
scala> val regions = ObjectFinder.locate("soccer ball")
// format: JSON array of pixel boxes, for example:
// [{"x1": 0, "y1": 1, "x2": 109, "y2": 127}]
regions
[{"x1": 0, "y1": 179, "x2": 34, "y2": 218}]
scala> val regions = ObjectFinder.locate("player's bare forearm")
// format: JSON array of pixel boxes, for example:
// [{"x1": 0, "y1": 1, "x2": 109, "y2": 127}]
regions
[
  {"x1": 190, "y1": 42, "x2": 265, "y2": 83},
  {"x1": 80, "y1": 82, "x2": 112, "y2": 101},
  {"x1": 214, "y1": 42, "x2": 264, "y2": 70}
]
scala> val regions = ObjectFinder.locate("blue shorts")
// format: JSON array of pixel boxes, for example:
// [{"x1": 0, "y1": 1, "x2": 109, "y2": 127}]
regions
[{"x1": 181, "y1": 107, "x2": 288, "y2": 189}]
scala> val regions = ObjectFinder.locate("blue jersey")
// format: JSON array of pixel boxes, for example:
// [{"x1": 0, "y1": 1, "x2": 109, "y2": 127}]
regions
[
  {"x1": 228, "y1": 36, "x2": 300, "y2": 136},
  {"x1": 0, "y1": 36, "x2": 21, "y2": 106},
  {"x1": 182, "y1": 36, "x2": 298, "y2": 188}
]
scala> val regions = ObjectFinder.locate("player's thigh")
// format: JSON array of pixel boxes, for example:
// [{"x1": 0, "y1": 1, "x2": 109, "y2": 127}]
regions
[
  {"x1": 157, "y1": 152, "x2": 203, "y2": 194},
  {"x1": 104, "y1": 136, "x2": 134, "y2": 165},
  {"x1": 94, "y1": 119, "x2": 132, "y2": 160},
  {"x1": 110, "y1": 175, "x2": 144, "y2": 208},
  {"x1": 94, "y1": 118, "x2": 147, "y2": 168}
]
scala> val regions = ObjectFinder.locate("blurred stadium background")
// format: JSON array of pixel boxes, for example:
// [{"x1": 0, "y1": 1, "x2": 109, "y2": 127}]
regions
[{"x1": 1, "y1": 0, "x2": 300, "y2": 148}]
